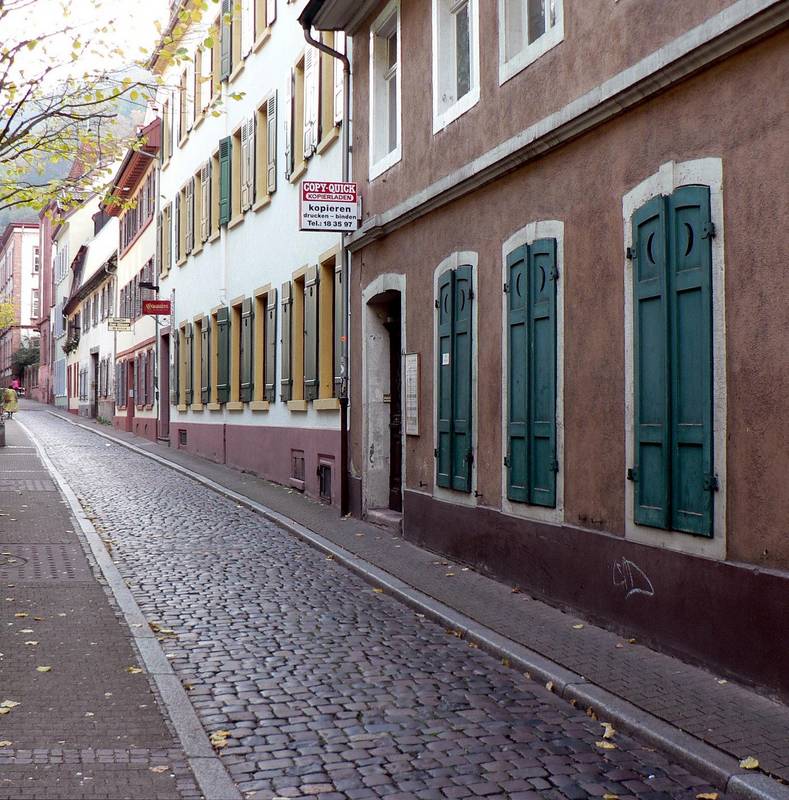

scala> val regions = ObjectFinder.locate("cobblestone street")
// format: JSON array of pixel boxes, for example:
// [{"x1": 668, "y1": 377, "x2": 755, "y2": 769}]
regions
[{"x1": 10, "y1": 409, "x2": 730, "y2": 800}]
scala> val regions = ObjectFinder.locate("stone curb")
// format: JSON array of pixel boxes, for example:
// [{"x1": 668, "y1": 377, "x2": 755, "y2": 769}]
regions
[
  {"x1": 20, "y1": 418, "x2": 242, "y2": 800},
  {"x1": 46, "y1": 410, "x2": 789, "y2": 800}
]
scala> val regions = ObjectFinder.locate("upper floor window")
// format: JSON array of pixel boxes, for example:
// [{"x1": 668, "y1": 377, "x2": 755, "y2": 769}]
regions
[
  {"x1": 369, "y1": 0, "x2": 401, "y2": 179},
  {"x1": 432, "y1": 0, "x2": 480, "y2": 132},
  {"x1": 32, "y1": 246, "x2": 40, "y2": 273},
  {"x1": 499, "y1": 0, "x2": 563, "y2": 84}
]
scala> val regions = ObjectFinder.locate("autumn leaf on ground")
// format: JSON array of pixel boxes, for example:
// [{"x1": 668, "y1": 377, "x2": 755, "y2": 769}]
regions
[
  {"x1": 0, "y1": 701, "x2": 20, "y2": 708},
  {"x1": 595, "y1": 740, "x2": 617, "y2": 750},
  {"x1": 601, "y1": 722, "x2": 616, "y2": 739},
  {"x1": 126, "y1": 666, "x2": 143, "y2": 674},
  {"x1": 14, "y1": 613, "x2": 27, "y2": 618},
  {"x1": 372, "y1": 588, "x2": 384, "y2": 594},
  {"x1": 696, "y1": 793, "x2": 719, "y2": 799},
  {"x1": 586, "y1": 707, "x2": 598, "y2": 720},
  {"x1": 603, "y1": 794, "x2": 619, "y2": 800},
  {"x1": 24, "y1": 641, "x2": 37, "y2": 646},
  {"x1": 0, "y1": 709, "x2": 9, "y2": 716},
  {"x1": 20, "y1": 629, "x2": 34, "y2": 633},
  {"x1": 545, "y1": 681, "x2": 554, "y2": 692},
  {"x1": 572, "y1": 624, "x2": 584, "y2": 629},
  {"x1": 150, "y1": 765, "x2": 169, "y2": 774},
  {"x1": 0, "y1": 741, "x2": 11, "y2": 747},
  {"x1": 36, "y1": 666, "x2": 52, "y2": 673},
  {"x1": 209, "y1": 730, "x2": 230, "y2": 749},
  {"x1": 739, "y1": 757, "x2": 759, "y2": 769}
]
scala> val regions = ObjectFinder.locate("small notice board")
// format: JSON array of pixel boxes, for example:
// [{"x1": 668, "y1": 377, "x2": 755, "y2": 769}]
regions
[
  {"x1": 299, "y1": 181, "x2": 359, "y2": 232},
  {"x1": 404, "y1": 353, "x2": 420, "y2": 436}
]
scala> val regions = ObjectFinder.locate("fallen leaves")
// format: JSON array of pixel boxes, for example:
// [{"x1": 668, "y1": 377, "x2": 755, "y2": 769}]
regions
[
  {"x1": 545, "y1": 681, "x2": 554, "y2": 693},
  {"x1": 209, "y1": 729, "x2": 230, "y2": 749},
  {"x1": 603, "y1": 794, "x2": 620, "y2": 800},
  {"x1": 696, "y1": 792, "x2": 719, "y2": 799},
  {"x1": 601, "y1": 722, "x2": 616, "y2": 739},
  {"x1": 0, "y1": 701, "x2": 20, "y2": 709},
  {"x1": 14, "y1": 613, "x2": 27, "y2": 618},
  {"x1": 150, "y1": 765, "x2": 169, "y2": 774},
  {"x1": 35, "y1": 666, "x2": 52, "y2": 673},
  {"x1": 23, "y1": 641, "x2": 37, "y2": 646},
  {"x1": 572, "y1": 623, "x2": 585, "y2": 630},
  {"x1": 595, "y1": 740, "x2": 617, "y2": 750},
  {"x1": 0, "y1": 741, "x2": 11, "y2": 747},
  {"x1": 126, "y1": 666, "x2": 143, "y2": 674},
  {"x1": 372, "y1": 588, "x2": 384, "y2": 594},
  {"x1": 739, "y1": 756, "x2": 759, "y2": 770}
]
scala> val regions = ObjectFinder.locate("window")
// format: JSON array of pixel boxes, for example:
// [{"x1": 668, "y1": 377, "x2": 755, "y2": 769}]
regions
[
  {"x1": 240, "y1": 118, "x2": 255, "y2": 213},
  {"x1": 92, "y1": 291, "x2": 99, "y2": 326},
  {"x1": 432, "y1": 0, "x2": 480, "y2": 131},
  {"x1": 499, "y1": 0, "x2": 563, "y2": 83},
  {"x1": 199, "y1": 162, "x2": 211, "y2": 243},
  {"x1": 254, "y1": 0, "x2": 276, "y2": 39},
  {"x1": 504, "y1": 238, "x2": 558, "y2": 508},
  {"x1": 119, "y1": 170, "x2": 155, "y2": 253},
  {"x1": 162, "y1": 98, "x2": 172, "y2": 164},
  {"x1": 31, "y1": 289, "x2": 40, "y2": 319},
  {"x1": 436, "y1": 262, "x2": 474, "y2": 493},
  {"x1": 228, "y1": 296, "x2": 253, "y2": 407},
  {"x1": 178, "y1": 70, "x2": 188, "y2": 143},
  {"x1": 194, "y1": 47, "x2": 203, "y2": 121},
  {"x1": 318, "y1": 31, "x2": 343, "y2": 149},
  {"x1": 630, "y1": 186, "x2": 715, "y2": 537},
  {"x1": 220, "y1": 1, "x2": 232, "y2": 82},
  {"x1": 192, "y1": 318, "x2": 204, "y2": 407},
  {"x1": 198, "y1": 315, "x2": 210, "y2": 405},
  {"x1": 160, "y1": 204, "x2": 172, "y2": 276},
  {"x1": 254, "y1": 93, "x2": 277, "y2": 202},
  {"x1": 211, "y1": 149, "x2": 221, "y2": 236},
  {"x1": 253, "y1": 286, "x2": 277, "y2": 405},
  {"x1": 33, "y1": 247, "x2": 40, "y2": 273},
  {"x1": 231, "y1": 126, "x2": 243, "y2": 220},
  {"x1": 285, "y1": 50, "x2": 317, "y2": 181},
  {"x1": 216, "y1": 306, "x2": 230, "y2": 403},
  {"x1": 219, "y1": 137, "x2": 232, "y2": 226},
  {"x1": 211, "y1": 17, "x2": 221, "y2": 96},
  {"x1": 370, "y1": 1, "x2": 401, "y2": 178}
]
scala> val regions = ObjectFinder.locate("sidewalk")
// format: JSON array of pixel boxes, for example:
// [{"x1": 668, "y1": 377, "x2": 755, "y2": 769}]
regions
[
  {"x1": 0, "y1": 416, "x2": 201, "y2": 800},
  {"x1": 39, "y1": 402, "x2": 789, "y2": 797}
]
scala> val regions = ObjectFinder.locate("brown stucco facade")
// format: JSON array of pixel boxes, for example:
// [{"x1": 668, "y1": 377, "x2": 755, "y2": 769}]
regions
[{"x1": 345, "y1": 0, "x2": 789, "y2": 696}]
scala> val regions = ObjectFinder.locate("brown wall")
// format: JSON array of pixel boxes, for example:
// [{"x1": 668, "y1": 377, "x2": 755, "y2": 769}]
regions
[
  {"x1": 351, "y1": 30, "x2": 789, "y2": 570},
  {"x1": 353, "y1": 0, "x2": 741, "y2": 218}
]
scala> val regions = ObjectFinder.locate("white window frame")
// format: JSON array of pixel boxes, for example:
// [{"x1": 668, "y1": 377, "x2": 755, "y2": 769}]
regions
[
  {"x1": 498, "y1": 0, "x2": 564, "y2": 85},
  {"x1": 369, "y1": 0, "x2": 402, "y2": 181},
  {"x1": 623, "y1": 158, "x2": 727, "y2": 560},
  {"x1": 431, "y1": 0, "x2": 480, "y2": 133},
  {"x1": 500, "y1": 220, "x2": 564, "y2": 525}
]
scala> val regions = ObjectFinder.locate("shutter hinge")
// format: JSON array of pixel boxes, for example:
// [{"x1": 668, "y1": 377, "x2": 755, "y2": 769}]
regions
[
  {"x1": 626, "y1": 246, "x2": 636, "y2": 261},
  {"x1": 434, "y1": 299, "x2": 439, "y2": 309},
  {"x1": 503, "y1": 456, "x2": 510, "y2": 468},
  {"x1": 550, "y1": 266, "x2": 559, "y2": 281},
  {"x1": 503, "y1": 282, "x2": 509, "y2": 294},
  {"x1": 466, "y1": 449, "x2": 474, "y2": 465},
  {"x1": 703, "y1": 473, "x2": 719, "y2": 491},
  {"x1": 701, "y1": 221, "x2": 716, "y2": 240},
  {"x1": 550, "y1": 459, "x2": 559, "y2": 473},
  {"x1": 433, "y1": 447, "x2": 438, "y2": 458},
  {"x1": 627, "y1": 466, "x2": 638, "y2": 482},
  {"x1": 468, "y1": 288, "x2": 475, "y2": 300}
]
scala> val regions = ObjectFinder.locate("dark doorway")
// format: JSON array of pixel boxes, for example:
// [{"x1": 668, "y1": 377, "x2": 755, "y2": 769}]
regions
[
  {"x1": 159, "y1": 334, "x2": 170, "y2": 441},
  {"x1": 126, "y1": 359, "x2": 135, "y2": 432},
  {"x1": 383, "y1": 297, "x2": 402, "y2": 511}
]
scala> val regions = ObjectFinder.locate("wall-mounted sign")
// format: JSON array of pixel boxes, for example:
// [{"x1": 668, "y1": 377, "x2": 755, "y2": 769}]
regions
[
  {"x1": 108, "y1": 317, "x2": 131, "y2": 332},
  {"x1": 142, "y1": 299, "x2": 171, "y2": 316},
  {"x1": 299, "y1": 181, "x2": 359, "y2": 232},
  {"x1": 404, "y1": 353, "x2": 420, "y2": 436}
]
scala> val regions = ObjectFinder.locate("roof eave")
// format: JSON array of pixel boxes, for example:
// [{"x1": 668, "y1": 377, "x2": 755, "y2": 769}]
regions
[{"x1": 298, "y1": 0, "x2": 380, "y2": 34}]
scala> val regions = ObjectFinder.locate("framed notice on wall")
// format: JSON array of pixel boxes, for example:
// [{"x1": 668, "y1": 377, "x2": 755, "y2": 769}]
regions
[{"x1": 404, "y1": 353, "x2": 420, "y2": 436}]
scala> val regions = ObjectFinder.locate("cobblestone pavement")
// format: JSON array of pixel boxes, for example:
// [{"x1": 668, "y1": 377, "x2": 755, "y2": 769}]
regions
[
  {"x1": 25, "y1": 410, "x2": 730, "y2": 800},
  {"x1": 0, "y1": 418, "x2": 200, "y2": 800}
]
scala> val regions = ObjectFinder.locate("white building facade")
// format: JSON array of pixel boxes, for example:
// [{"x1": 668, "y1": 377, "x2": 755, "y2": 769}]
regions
[{"x1": 155, "y1": 0, "x2": 349, "y2": 503}]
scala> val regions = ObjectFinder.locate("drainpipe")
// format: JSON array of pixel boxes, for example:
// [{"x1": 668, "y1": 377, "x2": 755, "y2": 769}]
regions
[{"x1": 301, "y1": 24, "x2": 352, "y2": 516}]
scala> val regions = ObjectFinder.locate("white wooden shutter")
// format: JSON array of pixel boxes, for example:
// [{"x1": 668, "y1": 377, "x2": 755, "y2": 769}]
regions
[
  {"x1": 284, "y1": 67, "x2": 293, "y2": 179},
  {"x1": 241, "y1": 0, "x2": 253, "y2": 56},
  {"x1": 267, "y1": 91, "x2": 277, "y2": 194},
  {"x1": 266, "y1": 0, "x2": 276, "y2": 26},
  {"x1": 186, "y1": 61, "x2": 195, "y2": 129},
  {"x1": 240, "y1": 117, "x2": 254, "y2": 210},
  {"x1": 200, "y1": 46, "x2": 212, "y2": 110},
  {"x1": 334, "y1": 31, "x2": 345, "y2": 125},
  {"x1": 200, "y1": 163, "x2": 210, "y2": 241},
  {"x1": 303, "y1": 46, "x2": 319, "y2": 157},
  {"x1": 185, "y1": 179, "x2": 194, "y2": 253}
]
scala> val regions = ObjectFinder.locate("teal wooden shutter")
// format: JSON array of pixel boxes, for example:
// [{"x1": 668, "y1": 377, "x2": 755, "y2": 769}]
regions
[
  {"x1": 506, "y1": 245, "x2": 529, "y2": 502},
  {"x1": 333, "y1": 258, "x2": 343, "y2": 396},
  {"x1": 200, "y1": 317, "x2": 210, "y2": 404},
  {"x1": 240, "y1": 297, "x2": 253, "y2": 402},
  {"x1": 219, "y1": 136, "x2": 231, "y2": 225},
  {"x1": 304, "y1": 265, "x2": 319, "y2": 400},
  {"x1": 451, "y1": 265, "x2": 473, "y2": 492},
  {"x1": 220, "y1": 0, "x2": 232, "y2": 81},
  {"x1": 184, "y1": 322, "x2": 193, "y2": 404},
  {"x1": 632, "y1": 195, "x2": 670, "y2": 529},
  {"x1": 436, "y1": 269, "x2": 454, "y2": 488},
  {"x1": 528, "y1": 239, "x2": 558, "y2": 507},
  {"x1": 668, "y1": 185, "x2": 714, "y2": 536},
  {"x1": 265, "y1": 288, "x2": 277, "y2": 402},
  {"x1": 216, "y1": 306, "x2": 230, "y2": 403},
  {"x1": 280, "y1": 281, "x2": 292, "y2": 401}
]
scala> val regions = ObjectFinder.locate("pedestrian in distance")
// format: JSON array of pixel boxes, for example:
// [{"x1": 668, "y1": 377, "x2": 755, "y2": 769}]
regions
[{"x1": 3, "y1": 386, "x2": 19, "y2": 420}]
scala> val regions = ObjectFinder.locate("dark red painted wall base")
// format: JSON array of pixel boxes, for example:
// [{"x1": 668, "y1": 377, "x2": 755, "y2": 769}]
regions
[
  {"x1": 168, "y1": 421, "x2": 341, "y2": 506},
  {"x1": 403, "y1": 490, "x2": 789, "y2": 700}
]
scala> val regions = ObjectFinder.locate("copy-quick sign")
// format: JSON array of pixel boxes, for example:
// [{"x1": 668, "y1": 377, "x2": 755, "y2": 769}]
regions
[{"x1": 299, "y1": 181, "x2": 359, "y2": 232}]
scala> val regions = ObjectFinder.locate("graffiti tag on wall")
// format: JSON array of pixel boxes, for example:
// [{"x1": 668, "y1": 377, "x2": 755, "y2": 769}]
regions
[{"x1": 613, "y1": 557, "x2": 655, "y2": 599}]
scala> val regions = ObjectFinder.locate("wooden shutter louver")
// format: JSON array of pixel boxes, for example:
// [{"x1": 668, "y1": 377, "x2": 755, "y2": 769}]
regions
[
  {"x1": 333, "y1": 258, "x2": 343, "y2": 395},
  {"x1": 266, "y1": 92, "x2": 277, "y2": 194},
  {"x1": 174, "y1": 192, "x2": 181, "y2": 262},
  {"x1": 219, "y1": 136, "x2": 232, "y2": 225},
  {"x1": 240, "y1": 297, "x2": 254, "y2": 402},
  {"x1": 436, "y1": 269, "x2": 454, "y2": 488},
  {"x1": 451, "y1": 265, "x2": 473, "y2": 493},
  {"x1": 184, "y1": 323, "x2": 194, "y2": 404},
  {"x1": 201, "y1": 317, "x2": 210, "y2": 404},
  {"x1": 304, "y1": 265, "x2": 319, "y2": 400},
  {"x1": 334, "y1": 31, "x2": 345, "y2": 125},
  {"x1": 265, "y1": 288, "x2": 277, "y2": 403},
  {"x1": 280, "y1": 281, "x2": 292, "y2": 401},
  {"x1": 241, "y1": 0, "x2": 253, "y2": 57},
  {"x1": 284, "y1": 68, "x2": 294, "y2": 179},
  {"x1": 220, "y1": 0, "x2": 232, "y2": 80},
  {"x1": 303, "y1": 47, "x2": 319, "y2": 157},
  {"x1": 240, "y1": 117, "x2": 254, "y2": 211},
  {"x1": 200, "y1": 163, "x2": 210, "y2": 242},
  {"x1": 216, "y1": 307, "x2": 230, "y2": 403},
  {"x1": 185, "y1": 178, "x2": 194, "y2": 254}
]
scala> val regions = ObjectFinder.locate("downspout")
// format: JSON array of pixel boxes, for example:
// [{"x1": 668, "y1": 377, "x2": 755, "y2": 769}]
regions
[{"x1": 302, "y1": 24, "x2": 352, "y2": 516}]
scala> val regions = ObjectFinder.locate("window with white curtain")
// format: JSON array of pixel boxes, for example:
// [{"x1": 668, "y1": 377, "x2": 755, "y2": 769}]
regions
[
  {"x1": 499, "y1": 0, "x2": 563, "y2": 84},
  {"x1": 369, "y1": 0, "x2": 401, "y2": 179}
]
